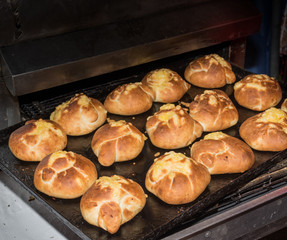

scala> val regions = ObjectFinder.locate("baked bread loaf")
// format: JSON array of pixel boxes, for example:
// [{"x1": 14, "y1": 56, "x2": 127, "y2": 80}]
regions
[
  {"x1": 234, "y1": 74, "x2": 282, "y2": 111},
  {"x1": 34, "y1": 151, "x2": 98, "y2": 199},
  {"x1": 9, "y1": 119, "x2": 67, "y2": 161},
  {"x1": 190, "y1": 132, "x2": 255, "y2": 174},
  {"x1": 104, "y1": 82, "x2": 153, "y2": 116},
  {"x1": 80, "y1": 175, "x2": 146, "y2": 234},
  {"x1": 91, "y1": 119, "x2": 146, "y2": 166},
  {"x1": 145, "y1": 151, "x2": 210, "y2": 205},
  {"x1": 239, "y1": 107, "x2": 287, "y2": 151},
  {"x1": 50, "y1": 93, "x2": 107, "y2": 136},
  {"x1": 281, "y1": 98, "x2": 287, "y2": 112},
  {"x1": 184, "y1": 54, "x2": 236, "y2": 88},
  {"x1": 146, "y1": 104, "x2": 203, "y2": 149},
  {"x1": 189, "y1": 90, "x2": 238, "y2": 132},
  {"x1": 141, "y1": 68, "x2": 190, "y2": 103}
]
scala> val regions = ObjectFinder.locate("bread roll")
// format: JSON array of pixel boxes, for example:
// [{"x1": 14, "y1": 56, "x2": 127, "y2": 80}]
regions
[
  {"x1": 234, "y1": 74, "x2": 282, "y2": 111},
  {"x1": 104, "y1": 82, "x2": 153, "y2": 116},
  {"x1": 91, "y1": 119, "x2": 146, "y2": 166},
  {"x1": 50, "y1": 93, "x2": 107, "y2": 136},
  {"x1": 145, "y1": 151, "x2": 210, "y2": 205},
  {"x1": 146, "y1": 104, "x2": 203, "y2": 149},
  {"x1": 9, "y1": 119, "x2": 67, "y2": 162},
  {"x1": 281, "y1": 98, "x2": 287, "y2": 112},
  {"x1": 34, "y1": 151, "x2": 97, "y2": 199},
  {"x1": 239, "y1": 107, "x2": 287, "y2": 151},
  {"x1": 80, "y1": 175, "x2": 146, "y2": 234},
  {"x1": 190, "y1": 132, "x2": 255, "y2": 174},
  {"x1": 184, "y1": 54, "x2": 236, "y2": 88},
  {"x1": 141, "y1": 68, "x2": 190, "y2": 103},
  {"x1": 189, "y1": 90, "x2": 238, "y2": 132}
]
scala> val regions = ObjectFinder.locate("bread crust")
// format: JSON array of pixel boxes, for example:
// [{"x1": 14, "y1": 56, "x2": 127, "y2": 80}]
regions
[
  {"x1": 34, "y1": 151, "x2": 98, "y2": 199},
  {"x1": 234, "y1": 74, "x2": 282, "y2": 111},
  {"x1": 91, "y1": 119, "x2": 146, "y2": 166},
  {"x1": 146, "y1": 104, "x2": 203, "y2": 149},
  {"x1": 190, "y1": 132, "x2": 255, "y2": 174},
  {"x1": 9, "y1": 119, "x2": 67, "y2": 161},
  {"x1": 239, "y1": 107, "x2": 287, "y2": 151},
  {"x1": 141, "y1": 68, "x2": 190, "y2": 103},
  {"x1": 50, "y1": 93, "x2": 107, "y2": 136},
  {"x1": 281, "y1": 98, "x2": 287, "y2": 112},
  {"x1": 104, "y1": 82, "x2": 153, "y2": 115},
  {"x1": 145, "y1": 151, "x2": 210, "y2": 205},
  {"x1": 80, "y1": 175, "x2": 146, "y2": 234},
  {"x1": 189, "y1": 90, "x2": 238, "y2": 132},
  {"x1": 184, "y1": 54, "x2": 236, "y2": 88}
]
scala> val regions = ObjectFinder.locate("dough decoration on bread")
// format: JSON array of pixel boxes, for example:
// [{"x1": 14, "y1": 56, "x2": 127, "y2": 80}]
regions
[
  {"x1": 141, "y1": 68, "x2": 190, "y2": 103},
  {"x1": 145, "y1": 151, "x2": 210, "y2": 205},
  {"x1": 104, "y1": 82, "x2": 153, "y2": 116},
  {"x1": 189, "y1": 90, "x2": 238, "y2": 132},
  {"x1": 34, "y1": 151, "x2": 98, "y2": 199},
  {"x1": 239, "y1": 107, "x2": 287, "y2": 151},
  {"x1": 91, "y1": 119, "x2": 146, "y2": 166},
  {"x1": 190, "y1": 131, "x2": 255, "y2": 174},
  {"x1": 146, "y1": 104, "x2": 203, "y2": 149},
  {"x1": 9, "y1": 119, "x2": 67, "y2": 161},
  {"x1": 50, "y1": 93, "x2": 107, "y2": 136},
  {"x1": 80, "y1": 175, "x2": 146, "y2": 234},
  {"x1": 184, "y1": 54, "x2": 236, "y2": 88},
  {"x1": 234, "y1": 74, "x2": 282, "y2": 111},
  {"x1": 281, "y1": 98, "x2": 287, "y2": 112}
]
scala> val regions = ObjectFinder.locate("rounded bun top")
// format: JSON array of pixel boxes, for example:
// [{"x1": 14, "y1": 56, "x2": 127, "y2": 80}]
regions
[
  {"x1": 104, "y1": 82, "x2": 153, "y2": 116},
  {"x1": 80, "y1": 175, "x2": 146, "y2": 234},
  {"x1": 234, "y1": 74, "x2": 282, "y2": 111},
  {"x1": 141, "y1": 68, "x2": 190, "y2": 103},
  {"x1": 9, "y1": 119, "x2": 67, "y2": 161},
  {"x1": 34, "y1": 151, "x2": 98, "y2": 199},
  {"x1": 50, "y1": 93, "x2": 107, "y2": 136},
  {"x1": 239, "y1": 107, "x2": 287, "y2": 151},
  {"x1": 184, "y1": 54, "x2": 236, "y2": 88}
]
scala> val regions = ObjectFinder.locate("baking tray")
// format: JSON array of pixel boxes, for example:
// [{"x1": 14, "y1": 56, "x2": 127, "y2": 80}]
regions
[{"x1": 1, "y1": 51, "x2": 287, "y2": 240}]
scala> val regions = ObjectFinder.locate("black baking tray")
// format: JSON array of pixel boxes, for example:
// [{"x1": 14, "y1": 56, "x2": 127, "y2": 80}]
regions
[{"x1": 1, "y1": 49, "x2": 287, "y2": 240}]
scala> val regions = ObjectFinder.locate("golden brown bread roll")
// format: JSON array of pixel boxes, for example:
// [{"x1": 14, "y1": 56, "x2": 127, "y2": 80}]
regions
[
  {"x1": 80, "y1": 175, "x2": 146, "y2": 234},
  {"x1": 145, "y1": 151, "x2": 210, "y2": 205},
  {"x1": 141, "y1": 68, "x2": 190, "y2": 103},
  {"x1": 9, "y1": 119, "x2": 67, "y2": 162},
  {"x1": 189, "y1": 90, "x2": 238, "y2": 132},
  {"x1": 146, "y1": 104, "x2": 203, "y2": 149},
  {"x1": 91, "y1": 119, "x2": 146, "y2": 166},
  {"x1": 104, "y1": 82, "x2": 153, "y2": 116},
  {"x1": 190, "y1": 132, "x2": 255, "y2": 174},
  {"x1": 281, "y1": 98, "x2": 287, "y2": 112},
  {"x1": 239, "y1": 107, "x2": 287, "y2": 151},
  {"x1": 234, "y1": 74, "x2": 282, "y2": 111},
  {"x1": 50, "y1": 93, "x2": 107, "y2": 136},
  {"x1": 34, "y1": 151, "x2": 98, "y2": 199},
  {"x1": 184, "y1": 54, "x2": 236, "y2": 88}
]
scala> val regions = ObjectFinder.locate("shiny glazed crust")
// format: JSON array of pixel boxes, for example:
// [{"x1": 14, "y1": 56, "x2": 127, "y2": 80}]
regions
[
  {"x1": 145, "y1": 151, "x2": 211, "y2": 205},
  {"x1": 234, "y1": 74, "x2": 282, "y2": 111},
  {"x1": 190, "y1": 132, "x2": 255, "y2": 174},
  {"x1": 189, "y1": 90, "x2": 238, "y2": 132},
  {"x1": 239, "y1": 108, "x2": 287, "y2": 151},
  {"x1": 34, "y1": 151, "x2": 98, "y2": 199},
  {"x1": 146, "y1": 104, "x2": 203, "y2": 149},
  {"x1": 80, "y1": 175, "x2": 146, "y2": 234},
  {"x1": 184, "y1": 54, "x2": 236, "y2": 88},
  {"x1": 50, "y1": 93, "x2": 107, "y2": 136},
  {"x1": 91, "y1": 120, "x2": 146, "y2": 166},
  {"x1": 141, "y1": 68, "x2": 190, "y2": 103},
  {"x1": 8, "y1": 119, "x2": 67, "y2": 161},
  {"x1": 104, "y1": 82, "x2": 153, "y2": 115}
]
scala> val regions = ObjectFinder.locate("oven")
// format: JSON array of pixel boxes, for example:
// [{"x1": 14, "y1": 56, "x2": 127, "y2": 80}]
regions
[{"x1": 1, "y1": 0, "x2": 287, "y2": 239}]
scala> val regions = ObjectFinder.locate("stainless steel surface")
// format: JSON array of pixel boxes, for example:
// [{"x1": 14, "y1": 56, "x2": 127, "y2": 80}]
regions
[{"x1": 0, "y1": 0, "x2": 261, "y2": 96}]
